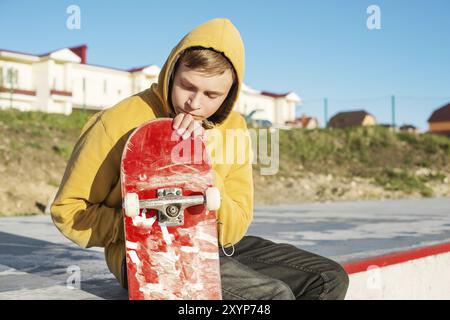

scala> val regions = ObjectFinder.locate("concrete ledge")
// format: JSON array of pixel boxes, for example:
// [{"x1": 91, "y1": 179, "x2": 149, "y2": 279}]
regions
[{"x1": 344, "y1": 242, "x2": 450, "y2": 299}]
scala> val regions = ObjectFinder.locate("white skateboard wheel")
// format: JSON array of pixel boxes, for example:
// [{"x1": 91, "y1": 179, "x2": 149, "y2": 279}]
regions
[
  {"x1": 205, "y1": 187, "x2": 221, "y2": 211},
  {"x1": 124, "y1": 193, "x2": 140, "y2": 217}
]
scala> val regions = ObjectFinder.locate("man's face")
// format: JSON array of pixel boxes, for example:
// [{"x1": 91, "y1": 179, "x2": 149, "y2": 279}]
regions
[{"x1": 170, "y1": 63, "x2": 234, "y2": 121}]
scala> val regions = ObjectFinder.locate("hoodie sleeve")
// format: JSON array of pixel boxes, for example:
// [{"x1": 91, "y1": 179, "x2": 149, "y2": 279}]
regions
[
  {"x1": 50, "y1": 114, "x2": 124, "y2": 249},
  {"x1": 214, "y1": 116, "x2": 254, "y2": 247}
]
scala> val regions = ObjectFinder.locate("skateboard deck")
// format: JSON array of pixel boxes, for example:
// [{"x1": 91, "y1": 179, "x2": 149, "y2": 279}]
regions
[{"x1": 120, "y1": 118, "x2": 222, "y2": 300}]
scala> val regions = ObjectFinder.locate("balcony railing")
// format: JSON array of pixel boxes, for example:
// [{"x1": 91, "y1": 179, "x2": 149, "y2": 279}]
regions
[
  {"x1": 50, "y1": 89, "x2": 72, "y2": 97},
  {"x1": 0, "y1": 86, "x2": 36, "y2": 96}
]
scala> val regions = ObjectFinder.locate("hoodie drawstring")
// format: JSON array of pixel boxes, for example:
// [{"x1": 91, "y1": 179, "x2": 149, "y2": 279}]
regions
[{"x1": 217, "y1": 219, "x2": 235, "y2": 257}]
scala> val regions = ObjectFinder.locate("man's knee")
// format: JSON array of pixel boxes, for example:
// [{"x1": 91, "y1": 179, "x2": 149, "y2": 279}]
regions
[
  {"x1": 221, "y1": 264, "x2": 296, "y2": 300},
  {"x1": 253, "y1": 278, "x2": 296, "y2": 300},
  {"x1": 271, "y1": 280, "x2": 296, "y2": 300},
  {"x1": 222, "y1": 279, "x2": 295, "y2": 300},
  {"x1": 320, "y1": 262, "x2": 349, "y2": 300}
]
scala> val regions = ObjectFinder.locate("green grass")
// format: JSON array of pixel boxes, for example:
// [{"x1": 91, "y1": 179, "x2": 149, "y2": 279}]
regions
[
  {"x1": 47, "y1": 178, "x2": 60, "y2": 187},
  {"x1": 277, "y1": 126, "x2": 450, "y2": 171},
  {"x1": 52, "y1": 143, "x2": 74, "y2": 159},
  {"x1": 0, "y1": 108, "x2": 93, "y2": 159},
  {"x1": 0, "y1": 108, "x2": 93, "y2": 133},
  {"x1": 0, "y1": 211, "x2": 40, "y2": 217},
  {"x1": 1, "y1": 109, "x2": 449, "y2": 199},
  {"x1": 374, "y1": 168, "x2": 434, "y2": 197},
  {"x1": 253, "y1": 125, "x2": 450, "y2": 195}
]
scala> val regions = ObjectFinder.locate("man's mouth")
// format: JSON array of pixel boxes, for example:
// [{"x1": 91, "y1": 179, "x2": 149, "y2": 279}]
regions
[{"x1": 176, "y1": 107, "x2": 203, "y2": 119}]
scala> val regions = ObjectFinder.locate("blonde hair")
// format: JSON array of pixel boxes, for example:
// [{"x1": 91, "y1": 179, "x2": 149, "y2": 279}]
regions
[{"x1": 170, "y1": 46, "x2": 238, "y2": 126}]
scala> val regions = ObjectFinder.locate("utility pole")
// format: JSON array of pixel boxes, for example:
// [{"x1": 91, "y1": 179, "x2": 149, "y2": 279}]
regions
[
  {"x1": 324, "y1": 98, "x2": 328, "y2": 128},
  {"x1": 391, "y1": 95, "x2": 396, "y2": 130}
]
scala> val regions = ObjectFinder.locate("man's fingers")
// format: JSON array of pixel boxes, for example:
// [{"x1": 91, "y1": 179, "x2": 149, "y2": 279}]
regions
[
  {"x1": 172, "y1": 113, "x2": 204, "y2": 140},
  {"x1": 176, "y1": 113, "x2": 193, "y2": 136},
  {"x1": 172, "y1": 113, "x2": 184, "y2": 130},
  {"x1": 193, "y1": 124, "x2": 205, "y2": 139},
  {"x1": 182, "y1": 120, "x2": 198, "y2": 140}
]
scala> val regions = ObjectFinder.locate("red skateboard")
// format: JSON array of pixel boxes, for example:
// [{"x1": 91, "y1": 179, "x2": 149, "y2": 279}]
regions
[{"x1": 120, "y1": 118, "x2": 222, "y2": 300}]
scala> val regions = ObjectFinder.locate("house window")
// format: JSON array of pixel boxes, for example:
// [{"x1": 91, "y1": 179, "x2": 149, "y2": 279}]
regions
[
  {"x1": 0, "y1": 67, "x2": 3, "y2": 87},
  {"x1": 6, "y1": 68, "x2": 18, "y2": 87},
  {"x1": 117, "y1": 89, "x2": 121, "y2": 96},
  {"x1": 82, "y1": 78, "x2": 86, "y2": 92},
  {"x1": 103, "y1": 79, "x2": 108, "y2": 94}
]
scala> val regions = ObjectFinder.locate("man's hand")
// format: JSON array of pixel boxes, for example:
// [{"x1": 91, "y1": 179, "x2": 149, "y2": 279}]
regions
[{"x1": 172, "y1": 113, "x2": 205, "y2": 140}]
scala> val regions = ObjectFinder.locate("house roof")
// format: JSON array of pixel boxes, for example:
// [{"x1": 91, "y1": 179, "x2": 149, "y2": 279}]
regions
[
  {"x1": 127, "y1": 66, "x2": 148, "y2": 73},
  {"x1": 301, "y1": 117, "x2": 313, "y2": 127},
  {"x1": 1, "y1": 45, "x2": 299, "y2": 101},
  {"x1": 0, "y1": 45, "x2": 154, "y2": 73},
  {"x1": 242, "y1": 85, "x2": 301, "y2": 102},
  {"x1": 0, "y1": 48, "x2": 41, "y2": 62},
  {"x1": 127, "y1": 65, "x2": 161, "y2": 76},
  {"x1": 428, "y1": 103, "x2": 450, "y2": 122},
  {"x1": 261, "y1": 91, "x2": 301, "y2": 103},
  {"x1": 328, "y1": 110, "x2": 373, "y2": 128},
  {"x1": 0, "y1": 48, "x2": 37, "y2": 57},
  {"x1": 69, "y1": 45, "x2": 87, "y2": 64},
  {"x1": 400, "y1": 124, "x2": 417, "y2": 130},
  {"x1": 297, "y1": 116, "x2": 318, "y2": 127},
  {"x1": 261, "y1": 91, "x2": 289, "y2": 98},
  {"x1": 286, "y1": 115, "x2": 319, "y2": 127}
]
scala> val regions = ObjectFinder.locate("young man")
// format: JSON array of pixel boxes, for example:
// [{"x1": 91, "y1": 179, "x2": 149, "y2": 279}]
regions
[{"x1": 51, "y1": 18, "x2": 349, "y2": 300}]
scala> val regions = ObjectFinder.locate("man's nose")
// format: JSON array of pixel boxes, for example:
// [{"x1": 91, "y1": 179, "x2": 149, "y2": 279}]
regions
[{"x1": 188, "y1": 92, "x2": 202, "y2": 110}]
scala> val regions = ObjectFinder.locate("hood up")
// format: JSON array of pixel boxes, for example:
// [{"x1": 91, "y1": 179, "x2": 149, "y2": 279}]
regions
[{"x1": 147, "y1": 18, "x2": 245, "y2": 127}]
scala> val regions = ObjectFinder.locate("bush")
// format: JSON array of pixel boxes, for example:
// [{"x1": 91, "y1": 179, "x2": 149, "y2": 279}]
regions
[{"x1": 374, "y1": 168, "x2": 434, "y2": 197}]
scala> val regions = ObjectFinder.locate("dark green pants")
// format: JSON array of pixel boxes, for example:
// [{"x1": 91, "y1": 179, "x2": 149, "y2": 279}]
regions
[{"x1": 219, "y1": 236, "x2": 349, "y2": 300}]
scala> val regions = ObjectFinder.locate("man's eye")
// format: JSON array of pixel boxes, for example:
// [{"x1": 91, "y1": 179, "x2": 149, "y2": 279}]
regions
[{"x1": 181, "y1": 83, "x2": 195, "y2": 91}]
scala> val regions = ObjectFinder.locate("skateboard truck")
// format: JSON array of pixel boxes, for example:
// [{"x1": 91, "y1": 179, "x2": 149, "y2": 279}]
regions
[{"x1": 123, "y1": 187, "x2": 221, "y2": 227}]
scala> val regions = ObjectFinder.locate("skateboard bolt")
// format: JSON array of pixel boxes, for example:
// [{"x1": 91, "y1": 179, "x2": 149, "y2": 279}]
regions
[{"x1": 166, "y1": 205, "x2": 180, "y2": 217}]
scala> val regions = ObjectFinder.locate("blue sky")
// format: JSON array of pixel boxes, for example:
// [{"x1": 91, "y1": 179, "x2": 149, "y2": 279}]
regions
[{"x1": 1, "y1": 0, "x2": 449, "y2": 130}]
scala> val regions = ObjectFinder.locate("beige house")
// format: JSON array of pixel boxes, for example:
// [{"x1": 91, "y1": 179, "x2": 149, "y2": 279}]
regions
[
  {"x1": 327, "y1": 110, "x2": 376, "y2": 128},
  {"x1": 428, "y1": 103, "x2": 450, "y2": 136},
  {"x1": 0, "y1": 45, "x2": 301, "y2": 126},
  {"x1": 400, "y1": 124, "x2": 419, "y2": 134}
]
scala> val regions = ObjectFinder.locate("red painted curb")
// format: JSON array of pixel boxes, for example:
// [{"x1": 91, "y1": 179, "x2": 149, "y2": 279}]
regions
[{"x1": 343, "y1": 242, "x2": 450, "y2": 275}]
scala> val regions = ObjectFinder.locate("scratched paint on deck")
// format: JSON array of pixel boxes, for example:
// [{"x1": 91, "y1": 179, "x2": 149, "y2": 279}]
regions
[{"x1": 120, "y1": 119, "x2": 222, "y2": 300}]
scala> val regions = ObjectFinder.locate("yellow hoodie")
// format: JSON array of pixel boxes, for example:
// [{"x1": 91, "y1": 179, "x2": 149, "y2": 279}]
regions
[{"x1": 51, "y1": 18, "x2": 254, "y2": 286}]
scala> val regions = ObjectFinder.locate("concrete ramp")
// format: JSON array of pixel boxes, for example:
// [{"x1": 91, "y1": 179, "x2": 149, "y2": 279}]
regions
[
  {"x1": 249, "y1": 197, "x2": 450, "y2": 300},
  {"x1": 343, "y1": 242, "x2": 450, "y2": 299}
]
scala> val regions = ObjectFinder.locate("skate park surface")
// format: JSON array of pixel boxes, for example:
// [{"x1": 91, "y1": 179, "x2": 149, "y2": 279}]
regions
[{"x1": 1, "y1": 197, "x2": 449, "y2": 300}]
